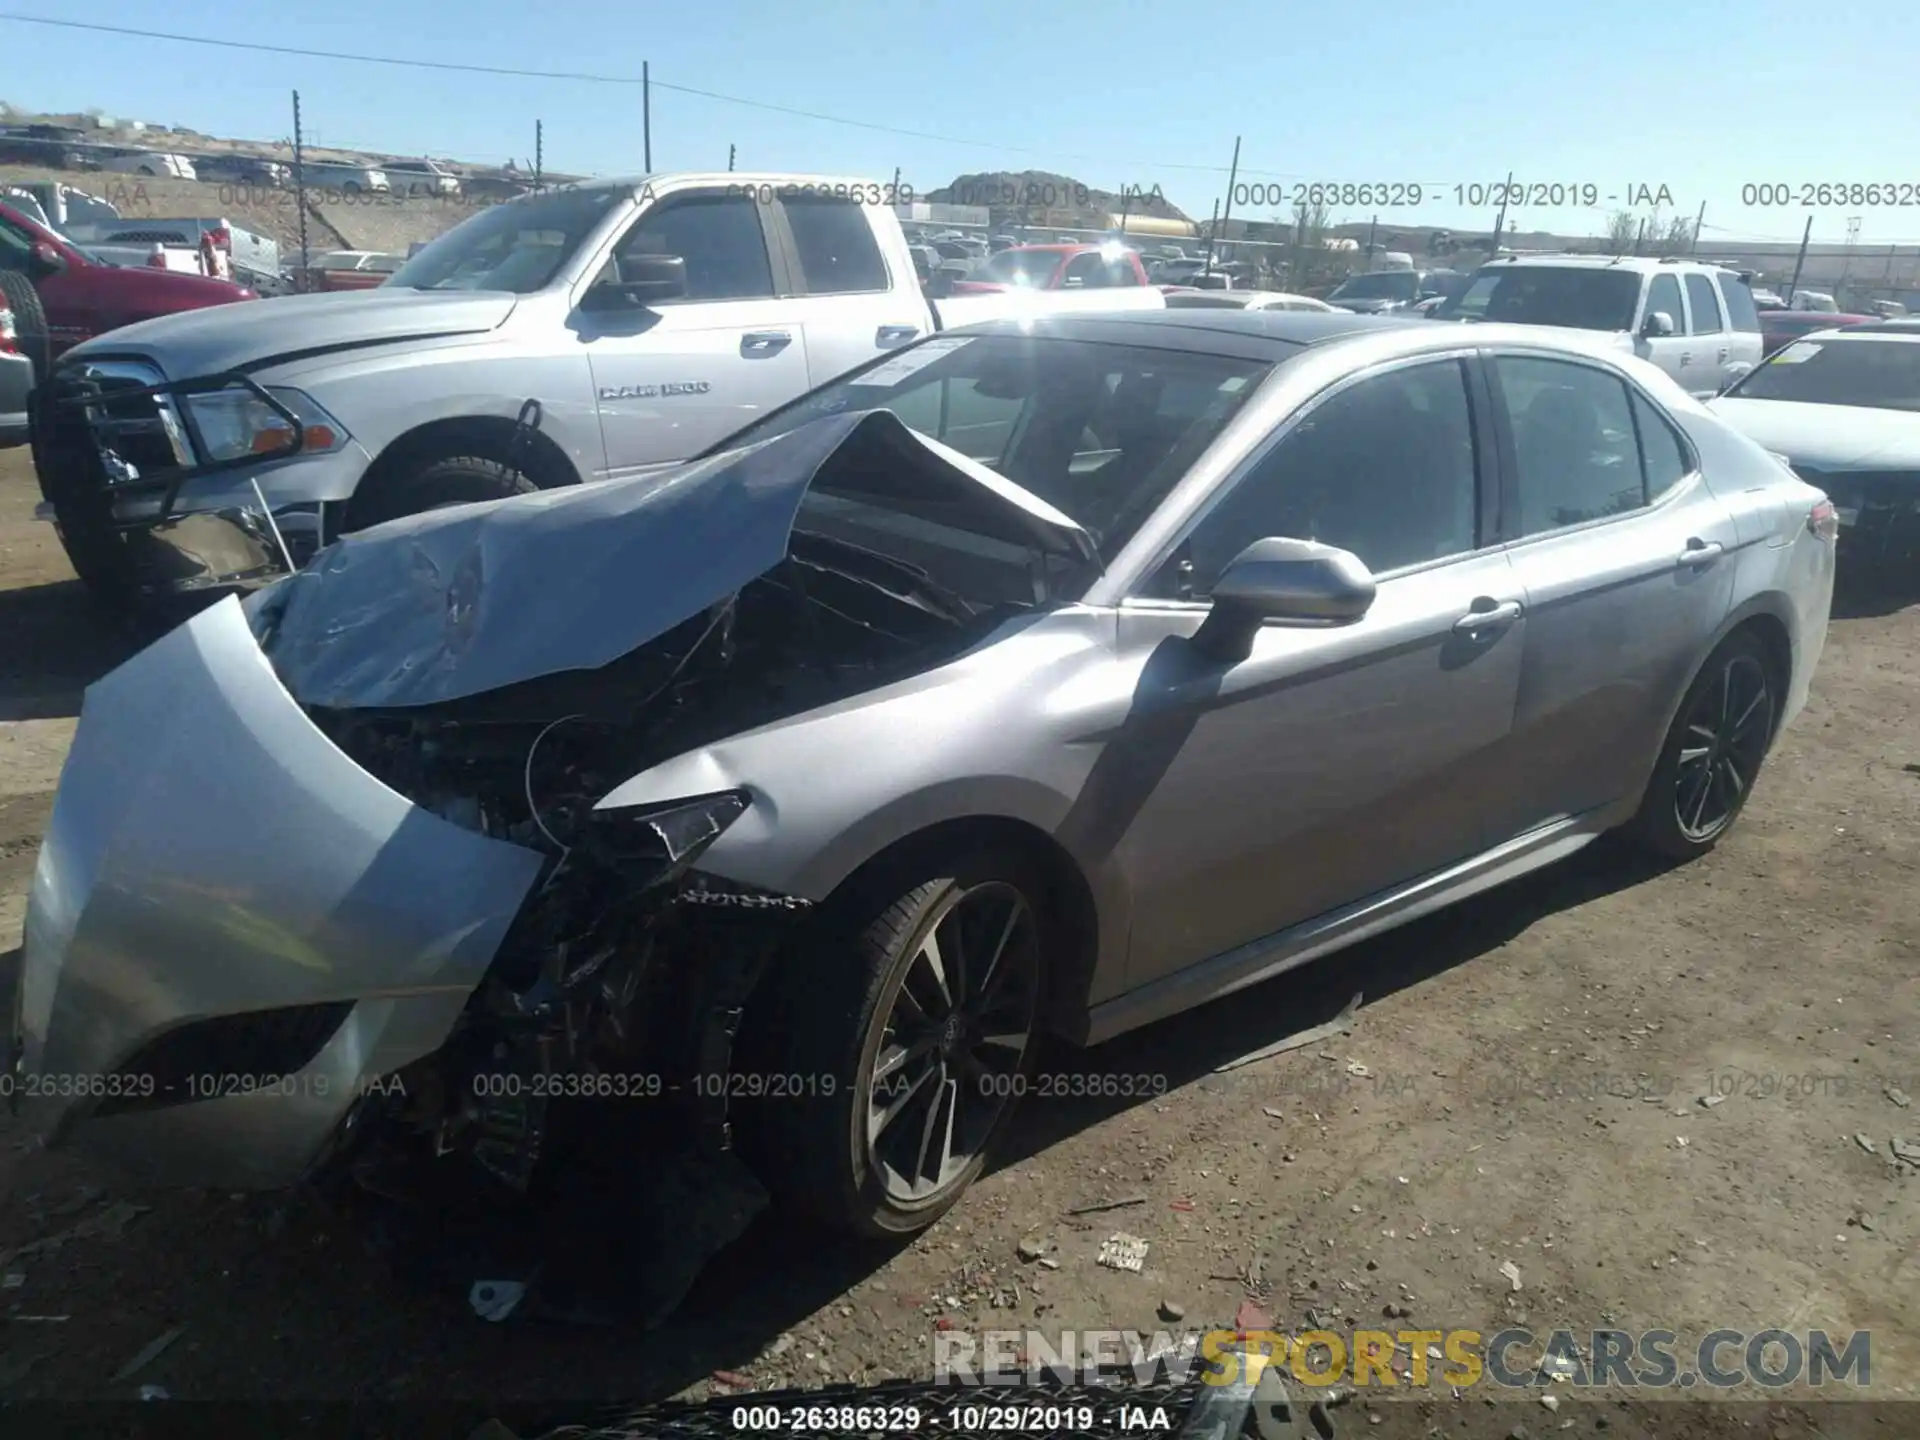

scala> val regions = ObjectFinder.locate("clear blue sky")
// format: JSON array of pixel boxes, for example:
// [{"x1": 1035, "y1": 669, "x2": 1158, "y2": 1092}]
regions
[{"x1": 6, "y1": 1, "x2": 1920, "y2": 245}]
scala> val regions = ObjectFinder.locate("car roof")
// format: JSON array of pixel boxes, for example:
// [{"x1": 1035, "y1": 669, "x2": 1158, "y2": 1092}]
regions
[
  {"x1": 1474, "y1": 252, "x2": 1728, "y2": 273},
  {"x1": 952, "y1": 307, "x2": 1418, "y2": 359},
  {"x1": 1791, "y1": 323, "x2": 1920, "y2": 342}
]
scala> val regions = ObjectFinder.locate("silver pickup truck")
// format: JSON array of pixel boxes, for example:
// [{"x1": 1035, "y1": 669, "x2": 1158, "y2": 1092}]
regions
[{"x1": 31, "y1": 171, "x2": 1164, "y2": 613}]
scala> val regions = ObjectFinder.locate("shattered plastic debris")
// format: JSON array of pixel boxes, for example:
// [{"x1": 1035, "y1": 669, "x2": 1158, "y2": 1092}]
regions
[
  {"x1": 1097, "y1": 1234, "x2": 1150, "y2": 1273},
  {"x1": 1888, "y1": 1088, "x2": 1911, "y2": 1109},
  {"x1": 1890, "y1": 1138, "x2": 1920, "y2": 1168},
  {"x1": 1854, "y1": 1133, "x2": 1878, "y2": 1156},
  {"x1": 1216, "y1": 992, "x2": 1363, "y2": 1073},
  {"x1": 0, "y1": 1201, "x2": 149, "y2": 1270},
  {"x1": 470, "y1": 1280, "x2": 529, "y2": 1322},
  {"x1": 1499, "y1": 1261, "x2": 1523, "y2": 1292},
  {"x1": 112, "y1": 1327, "x2": 182, "y2": 1382}
]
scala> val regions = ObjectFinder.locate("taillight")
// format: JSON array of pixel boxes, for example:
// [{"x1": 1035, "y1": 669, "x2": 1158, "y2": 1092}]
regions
[
  {"x1": 1808, "y1": 497, "x2": 1839, "y2": 542},
  {"x1": 210, "y1": 226, "x2": 232, "y2": 252}
]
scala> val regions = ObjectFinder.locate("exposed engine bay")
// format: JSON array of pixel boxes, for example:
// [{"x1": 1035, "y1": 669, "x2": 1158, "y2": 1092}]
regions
[{"x1": 282, "y1": 534, "x2": 1030, "y2": 1319}]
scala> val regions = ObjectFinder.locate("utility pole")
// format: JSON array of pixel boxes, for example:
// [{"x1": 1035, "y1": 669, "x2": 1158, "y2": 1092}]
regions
[
  {"x1": 1838, "y1": 215, "x2": 1861, "y2": 298},
  {"x1": 291, "y1": 90, "x2": 308, "y2": 295},
  {"x1": 1633, "y1": 217, "x2": 1647, "y2": 256},
  {"x1": 642, "y1": 61, "x2": 652, "y2": 172},
  {"x1": 534, "y1": 120, "x2": 543, "y2": 191},
  {"x1": 727, "y1": 144, "x2": 735, "y2": 172},
  {"x1": 1364, "y1": 213, "x2": 1378, "y2": 266},
  {"x1": 1689, "y1": 200, "x2": 1704, "y2": 255},
  {"x1": 1490, "y1": 170, "x2": 1514, "y2": 255},
  {"x1": 1785, "y1": 214, "x2": 1814, "y2": 305},
  {"x1": 1212, "y1": 135, "x2": 1243, "y2": 278},
  {"x1": 1202, "y1": 197, "x2": 1221, "y2": 278}
]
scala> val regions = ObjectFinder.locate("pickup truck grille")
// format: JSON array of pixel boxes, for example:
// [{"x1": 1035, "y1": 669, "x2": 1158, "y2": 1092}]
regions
[{"x1": 32, "y1": 359, "x2": 192, "y2": 499}]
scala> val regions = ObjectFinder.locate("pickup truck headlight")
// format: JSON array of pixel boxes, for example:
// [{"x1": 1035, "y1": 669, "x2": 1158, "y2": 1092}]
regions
[{"x1": 182, "y1": 386, "x2": 349, "y2": 464}]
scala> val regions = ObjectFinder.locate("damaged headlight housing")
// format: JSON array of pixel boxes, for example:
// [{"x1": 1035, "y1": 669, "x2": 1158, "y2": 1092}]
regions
[
  {"x1": 588, "y1": 789, "x2": 752, "y2": 870},
  {"x1": 182, "y1": 385, "x2": 349, "y2": 465}
]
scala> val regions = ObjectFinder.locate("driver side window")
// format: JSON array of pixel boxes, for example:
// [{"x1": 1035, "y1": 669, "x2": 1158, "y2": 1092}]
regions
[
  {"x1": 600, "y1": 193, "x2": 774, "y2": 302},
  {"x1": 1140, "y1": 359, "x2": 1481, "y2": 599}
]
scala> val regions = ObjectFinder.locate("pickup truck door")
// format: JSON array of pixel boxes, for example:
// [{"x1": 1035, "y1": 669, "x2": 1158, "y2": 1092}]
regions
[
  {"x1": 576, "y1": 188, "x2": 810, "y2": 478},
  {"x1": 0, "y1": 211, "x2": 99, "y2": 356},
  {"x1": 764, "y1": 193, "x2": 932, "y2": 387}
]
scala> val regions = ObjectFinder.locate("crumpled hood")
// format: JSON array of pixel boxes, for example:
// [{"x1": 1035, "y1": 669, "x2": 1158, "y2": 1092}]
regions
[
  {"x1": 253, "y1": 409, "x2": 1096, "y2": 711},
  {"x1": 1708, "y1": 398, "x2": 1920, "y2": 471},
  {"x1": 61, "y1": 288, "x2": 516, "y2": 377}
]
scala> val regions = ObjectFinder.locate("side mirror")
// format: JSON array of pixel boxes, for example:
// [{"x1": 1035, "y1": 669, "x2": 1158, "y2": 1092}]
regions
[
  {"x1": 584, "y1": 252, "x2": 687, "y2": 309},
  {"x1": 29, "y1": 239, "x2": 67, "y2": 277},
  {"x1": 1190, "y1": 537, "x2": 1377, "y2": 663},
  {"x1": 1640, "y1": 310, "x2": 1676, "y2": 339}
]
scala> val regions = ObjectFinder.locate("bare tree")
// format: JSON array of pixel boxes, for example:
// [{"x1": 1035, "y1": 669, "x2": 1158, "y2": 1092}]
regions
[{"x1": 1605, "y1": 210, "x2": 1639, "y2": 256}]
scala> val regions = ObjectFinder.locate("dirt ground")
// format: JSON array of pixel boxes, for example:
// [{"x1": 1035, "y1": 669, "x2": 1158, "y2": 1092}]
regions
[{"x1": 0, "y1": 445, "x2": 1915, "y2": 1439}]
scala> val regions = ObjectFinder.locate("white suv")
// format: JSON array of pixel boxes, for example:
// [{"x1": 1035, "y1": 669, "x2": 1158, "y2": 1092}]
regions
[{"x1": 1440, "y1": 254, "x2": 1764, "y2": 397}]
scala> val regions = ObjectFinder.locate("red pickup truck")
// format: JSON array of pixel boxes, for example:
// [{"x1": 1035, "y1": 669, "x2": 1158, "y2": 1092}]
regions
[
  {"x1": 951, "y1": 243, "x2": 1152, "y2": 294},
  {"x1": 0, "y1": 199, "x2": 256, "y2": 370}
]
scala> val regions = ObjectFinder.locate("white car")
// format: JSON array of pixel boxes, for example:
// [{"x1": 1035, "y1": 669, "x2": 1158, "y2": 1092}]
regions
[
  {"x1": 1708, "y1": 321, "x2": 1920, "y2": 576},
  {"x1": 1441, "y1": 254, "x2": 1765, "y2": 398},
  {"x1": 385, "y1": 159, "x2": 461, "y2": 197},
  {"x1": 101, "y1": 151, "x2": 197, "y2": 181},
  {"x1": 300, "y1": 162, "x2": 392, "y2": 194},
  {"x1": 1163, "y1": 289, "x2": 1338, "y2": 312}
]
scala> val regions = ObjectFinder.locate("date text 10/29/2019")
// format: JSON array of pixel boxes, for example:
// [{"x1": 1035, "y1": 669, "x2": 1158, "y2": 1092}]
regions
[
  {"x1": 1225, "y1": 182, "x2": 1676, "y2": 211},
  {"x1": 0, "y1": 1071, "x2": 409, "y2": 1103}
]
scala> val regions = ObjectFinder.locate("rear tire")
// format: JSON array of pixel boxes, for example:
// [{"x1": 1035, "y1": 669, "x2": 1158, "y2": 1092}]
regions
[
  {"x1": 341, "y1": 454, "x2": 536, "y2": 532},
  {"x1": 736, "y1": 844, "x2": 1052, "y2": 1239},
  {"x1": 1626, "y1": 629, "x2": 1778, "y2": 861},
  {"x1": 0, "y1": 268, "x2": 51, "y2": 377}
]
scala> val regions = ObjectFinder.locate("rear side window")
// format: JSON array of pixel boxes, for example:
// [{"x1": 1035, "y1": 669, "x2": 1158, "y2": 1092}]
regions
[
  {"x1": 781, "y1": 195, "x2": 889, "y2": 294},
  {"x1": 1494, "y1": 355, "x2": 1645, "y2": 536},
  {"x1": 1630, "y1": 391, "x2": 1691, "y2": 500},
  {"x1": 1643, "y1": 273, "x2": 1684, "y2": 330},
  {"x1": 1718, "y1": 274, "x2": 1762, "y2": 333},
  {"x1": 1684, "y1": 274, "x2": 1723, "y2": 334}
]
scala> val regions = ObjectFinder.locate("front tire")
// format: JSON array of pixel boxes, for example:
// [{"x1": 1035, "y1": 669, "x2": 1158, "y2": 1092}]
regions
[
  {"x1": 341, "y1": 454, "x2": 536, "y2": 531},
  {"x1": 1627, "y1": 630, "x2": 1777, "y2": 860},
  {"x1": 740, "y1": 846, "x2": 1051, "y2": 1238}
]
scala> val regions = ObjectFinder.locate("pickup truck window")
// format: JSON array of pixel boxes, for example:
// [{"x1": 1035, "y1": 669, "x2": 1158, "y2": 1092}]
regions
[
  {"x1": 388, "y1": 185, "x2": 621, "y2": 293},
  {"x1": 716, "y1": 334, "x2": 1275, "y2": 558},
  {"x1": 608, "y1": 193, "x2": 775, "y2": 301},
  {"x1": 973, "y1": 250, "x2": 1061, "y2": 288},
  {"x1": 781, "y1": 194, "x2": 889, "y2": 295}
]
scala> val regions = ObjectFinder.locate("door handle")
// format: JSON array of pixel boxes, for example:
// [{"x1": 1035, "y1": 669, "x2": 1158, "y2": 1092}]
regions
[
  {"x1": 1453, "y1": 599, "x2": 1523, "y2": 634},
  {"x1": 1679, "y1": 352, "x2": 1691, "y2": 366},
  {"x1": 1717, "y1": 346, "x2": 1730, "y2": 362},
  {"x1": 1676, "y1": 538, "x2": 1724, "y2": 569},
  {"x1": 740, "y1": 331, "x2": 791, "y2": 357},
  {"x1": 876, "y1": 324, "x2": 919, "y2": 348}
]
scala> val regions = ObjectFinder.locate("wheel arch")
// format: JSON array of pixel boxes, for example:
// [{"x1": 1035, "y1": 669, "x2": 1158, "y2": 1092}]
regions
[
  {"x1": 810, "y1": 812, "x2": 1104, "y2": 1044},
  {"x1": 1626, "y1": 595, "x2": 1798, "y2": 815},
  {"x1": 344, "y1": 414, "x2": 580, "y2": 529}
]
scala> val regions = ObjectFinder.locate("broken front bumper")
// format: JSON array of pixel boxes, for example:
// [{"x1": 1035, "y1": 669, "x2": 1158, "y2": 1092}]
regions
[{"x1": 4, "y1": 596, "x2": 544, "y2": 1188}]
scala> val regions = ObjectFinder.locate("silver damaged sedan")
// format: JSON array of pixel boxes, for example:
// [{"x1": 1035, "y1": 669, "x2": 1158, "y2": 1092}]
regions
[{"x1": 5, "y1": 311, "x2": 1835, "y2": 1239}]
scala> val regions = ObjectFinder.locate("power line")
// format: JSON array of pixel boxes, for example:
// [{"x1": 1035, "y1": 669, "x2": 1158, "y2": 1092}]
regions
[{"x1": 0, "y1": 12, "x2": 1315, "y2": 179}]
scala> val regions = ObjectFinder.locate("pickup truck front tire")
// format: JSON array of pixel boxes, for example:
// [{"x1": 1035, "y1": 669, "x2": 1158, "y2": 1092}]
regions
[{"x1": 343, "y1": 454, "x2": 537, "y2": 531}]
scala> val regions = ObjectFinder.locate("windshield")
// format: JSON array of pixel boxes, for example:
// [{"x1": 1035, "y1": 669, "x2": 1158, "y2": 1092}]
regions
[
  {"x1": 1331, "y1": 271, "x2": 1417, "y2": 301},
  {"x1": 1445, "y1": 266, "x2": 1642, "y2": 330},
  {"x1": 387, "y1": 185, "x2": 622, "y2": 293},
  {"x1": 1724, "y1": 337, "x2": 1920, "y2": 412},
  {"x1": 971, "y1": 249, "x2": 1064, "y2": 287},
  {"x1": 705, "y1": 334, "x2": 1277, "y2": 561}
]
